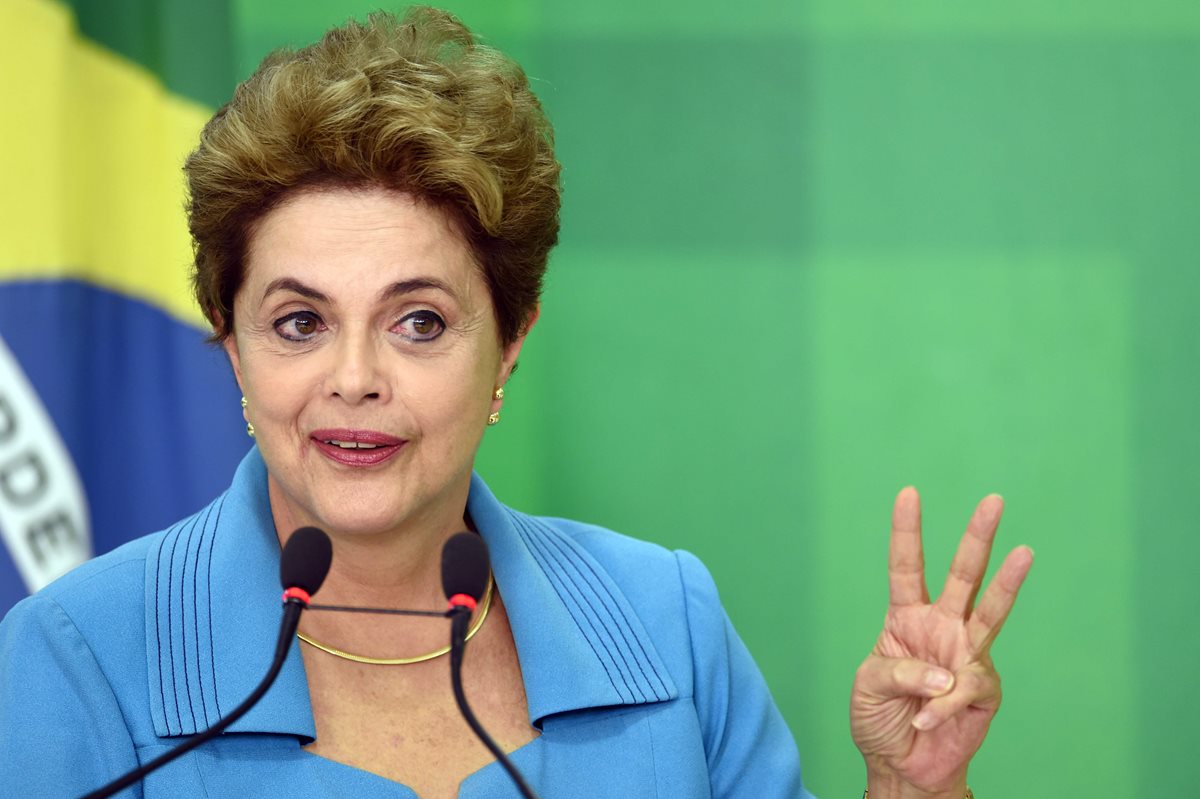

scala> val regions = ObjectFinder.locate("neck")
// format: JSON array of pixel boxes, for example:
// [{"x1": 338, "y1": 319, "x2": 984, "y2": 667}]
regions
[{"x1": 268, "y1": 476, "x2": 473, "y2": 613}]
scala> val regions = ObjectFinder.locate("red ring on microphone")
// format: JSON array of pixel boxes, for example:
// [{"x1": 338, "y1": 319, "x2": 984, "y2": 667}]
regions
[
  {"x1": 447, "y1": 593, "x2": 478, "y2": 612},
  {"x1": 282, "y1": 586, "x2": 312, "y2": 606}
]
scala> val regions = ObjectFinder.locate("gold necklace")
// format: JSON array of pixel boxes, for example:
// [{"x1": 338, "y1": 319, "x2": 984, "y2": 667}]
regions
[{"x1": 297, "y1": 573, "x2": 494, "y2": 665}]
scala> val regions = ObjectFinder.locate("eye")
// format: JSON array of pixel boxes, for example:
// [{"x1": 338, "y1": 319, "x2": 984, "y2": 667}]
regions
[
  {"x1": 396, "y1": 310, "x2": 446, "y2": 341},
  {"x1": 274, "y1": 311, "x2": 324, "y2": 341}
]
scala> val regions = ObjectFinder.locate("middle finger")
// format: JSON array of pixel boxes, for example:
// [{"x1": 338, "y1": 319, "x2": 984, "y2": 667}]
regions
[{"x1": 935, "y1": 494, "x2": 1004, "y2": 618}]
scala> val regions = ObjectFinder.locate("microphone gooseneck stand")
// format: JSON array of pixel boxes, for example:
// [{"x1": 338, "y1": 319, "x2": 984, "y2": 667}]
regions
[
  {"x1": 441, "y1": 530, "x2": 540, "y2": 799},
  {"x1": 448, "y1": 606, "x2": 540, "y2": 799}
]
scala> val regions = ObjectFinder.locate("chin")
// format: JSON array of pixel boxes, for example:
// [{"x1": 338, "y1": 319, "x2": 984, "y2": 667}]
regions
[
  {"x1": 273, "y1": 463, "x2": 467, "y2": 538},
  {"x1": 313, "y1": 502, "x2": 412, "y2": 537}
]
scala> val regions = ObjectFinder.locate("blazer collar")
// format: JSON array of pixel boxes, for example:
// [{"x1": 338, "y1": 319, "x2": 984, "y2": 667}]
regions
[
  {"x1": 145, "y1": 450, "x2": 676, "y2": 740},
  {"x1": 144, "y1": 448, "x2": 314, "y2": 739}
]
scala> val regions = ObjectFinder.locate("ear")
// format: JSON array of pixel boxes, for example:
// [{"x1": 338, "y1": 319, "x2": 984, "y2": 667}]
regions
[
  {"x1": 497, "y1": 304, "x2": 539, "y2": 386},
  {"x1": 222, "y1": 331, "x2": 246, "y2": 395}
]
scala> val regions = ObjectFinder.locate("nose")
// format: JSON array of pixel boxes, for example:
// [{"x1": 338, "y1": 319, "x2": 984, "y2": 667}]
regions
[{"x1": 326, "y1": 330, "x2": 388, "y2": 404}]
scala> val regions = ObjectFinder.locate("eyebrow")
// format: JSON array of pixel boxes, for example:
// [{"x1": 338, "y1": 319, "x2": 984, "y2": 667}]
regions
[
  {"x1": 261, "y1": 278, "x2": 329, "y2": 304},
  {"x1": 379, "y1": 277, "x2": 459, "y2": 303},
  {"x1": 260, "y1": 276, "x2": 459, "y2": 305}
]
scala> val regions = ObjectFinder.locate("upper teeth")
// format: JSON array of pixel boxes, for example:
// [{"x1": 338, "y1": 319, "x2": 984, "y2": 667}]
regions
[{"x1": 325, "y1": 440, "x2": 381, "y2": 449}]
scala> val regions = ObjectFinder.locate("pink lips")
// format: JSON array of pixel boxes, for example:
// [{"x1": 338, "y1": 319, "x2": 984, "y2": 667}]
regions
[{"x1": 310, "y1": 429, "x2": 406, "y2": 467}]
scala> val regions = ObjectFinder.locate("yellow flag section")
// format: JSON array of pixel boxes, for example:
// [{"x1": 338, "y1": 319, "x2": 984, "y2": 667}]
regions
[{"x1": 0, "y1": 0, "x2": 211, "y2": 328}]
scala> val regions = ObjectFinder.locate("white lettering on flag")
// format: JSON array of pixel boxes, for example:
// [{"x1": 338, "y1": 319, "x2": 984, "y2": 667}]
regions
[{"x1": 0, "y1": 336, "x2": 92, "y2": 592}]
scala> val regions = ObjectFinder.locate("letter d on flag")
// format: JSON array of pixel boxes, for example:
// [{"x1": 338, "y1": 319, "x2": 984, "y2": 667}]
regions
[{"x1": 0, "y1": 335, "x2": 91, "y2": 593}]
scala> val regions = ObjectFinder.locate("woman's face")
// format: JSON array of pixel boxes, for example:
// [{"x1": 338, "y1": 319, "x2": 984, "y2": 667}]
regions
[{"x1": 224, "y1": 187, "x2": 528, "y2": 539}]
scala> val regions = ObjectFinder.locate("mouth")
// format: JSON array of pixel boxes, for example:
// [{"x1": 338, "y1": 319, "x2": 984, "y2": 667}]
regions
[{"x1": 310, "y1": 429, "x2": 407, "y2": 466}]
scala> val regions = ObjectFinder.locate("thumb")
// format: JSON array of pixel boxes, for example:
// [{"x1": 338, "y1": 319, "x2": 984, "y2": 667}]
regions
[{"x1": 854, "y1": 655, "x2": 955, "y2": 701}]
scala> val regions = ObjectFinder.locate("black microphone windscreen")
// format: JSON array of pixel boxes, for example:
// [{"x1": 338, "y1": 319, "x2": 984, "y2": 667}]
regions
[
  {"x1": 280, "y1": 526, "x2": 333, "y2": 595},
  {"x1": 441, "y1": 532, "x2": 490, "y2": 602}
]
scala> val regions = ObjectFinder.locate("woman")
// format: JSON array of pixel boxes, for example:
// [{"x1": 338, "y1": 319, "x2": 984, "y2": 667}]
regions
[{"x1": 0, "y1": 7, "x2": 1032, "y2": 798}]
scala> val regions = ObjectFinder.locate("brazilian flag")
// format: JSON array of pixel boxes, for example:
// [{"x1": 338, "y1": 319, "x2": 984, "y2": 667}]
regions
[{"x1": 0, "y1": 0, "x2": 248, "y2": 615}]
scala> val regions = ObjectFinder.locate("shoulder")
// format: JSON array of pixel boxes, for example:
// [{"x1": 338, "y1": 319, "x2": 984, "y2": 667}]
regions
[
  {"x1": 38, "y1": 532, "x2": 157, "y2": 602},
  {"x1": 0, "y1": 527, "x2": 168, "y2": 689},
  {"x1": 0, "y1": 534, "x2": 166, "y2": 794},
  {"x1": 24, "y1": 493, "x2": 227, "y2": 623},
  {"x1": 507, "y1": 511, "x2": 727, "y2": 680},
  {"x1": 508, "y1": 510, "x2": 713, "y2": 608},
  {"x1": 0, "y1": 502, "x2": 227, "y2": 741},
  {"x1": 522, "y1": 513, "x2": 682, "y2": 577},
  {"x1": 0, "y1": 497, "x2": 215, "y2": 680},
  {"x1": 2, "y1": 530, "x2": 157, "y2": 633}
]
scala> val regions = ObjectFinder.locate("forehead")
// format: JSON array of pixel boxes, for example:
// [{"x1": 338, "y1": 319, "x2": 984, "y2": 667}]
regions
[{"x1": 243, "y1": 187, "x2": 479, "y2": 299}]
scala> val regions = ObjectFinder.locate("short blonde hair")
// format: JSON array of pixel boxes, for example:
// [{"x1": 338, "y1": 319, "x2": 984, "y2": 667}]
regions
[{"x1": 186, "y1": 6, "x2": 560, "y2": 344}]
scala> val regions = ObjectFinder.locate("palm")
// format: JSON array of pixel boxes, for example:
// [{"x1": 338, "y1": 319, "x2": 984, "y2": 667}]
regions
[{"x1": 850, "y1": 489, "x2": 1033, "y2": 795}]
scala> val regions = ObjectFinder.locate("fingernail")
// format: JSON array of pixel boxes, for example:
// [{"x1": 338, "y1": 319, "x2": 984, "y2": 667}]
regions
[
  {"x1": 913, "y1": 709, "x2": 936, "y2": 730},
  {"x1": 924, "y1": 669, "x2": 953, "y2": 691}
]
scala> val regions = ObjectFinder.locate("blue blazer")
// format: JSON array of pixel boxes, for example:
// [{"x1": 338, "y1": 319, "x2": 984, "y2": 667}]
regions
[{"x1": 0, "y1": 449, "x2": 813, "y2": 798}]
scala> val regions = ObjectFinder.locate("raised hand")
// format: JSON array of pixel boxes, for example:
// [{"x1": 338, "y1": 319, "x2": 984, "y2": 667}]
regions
[{"x1": 850, "y1": 488, "x2": 1034, "y2": 799}]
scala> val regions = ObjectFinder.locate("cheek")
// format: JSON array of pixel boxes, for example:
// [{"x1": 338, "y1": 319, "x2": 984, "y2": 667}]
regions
[
  {"x1": 241, "y1": 351, "x2": 325, "y2": 421},
  {"x1": 407, "y1": 351, "x2": 497, "y2": 427},
  {"x1": 415, "y1": 366, "x2": 491, "y2": 423}
]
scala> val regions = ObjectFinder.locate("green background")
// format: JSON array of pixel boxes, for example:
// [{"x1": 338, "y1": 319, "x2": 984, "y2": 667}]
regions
[{"x1": 63, "y1": 0, "x2": 1200, "y2": 795}]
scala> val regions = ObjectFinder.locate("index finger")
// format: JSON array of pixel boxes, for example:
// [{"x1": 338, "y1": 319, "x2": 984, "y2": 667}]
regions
[{"x1": 889, "y1": 486, "x2": 930, "y2": 607}]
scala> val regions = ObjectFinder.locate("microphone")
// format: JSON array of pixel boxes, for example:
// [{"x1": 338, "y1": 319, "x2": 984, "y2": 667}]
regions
[
  {"x1": 442, "y1": 531, "x2": 490, "y2": 613},
  {"x1": 281, "y1": 525, "x2": 334, "y2": 600},
  {"x1": 81, "y1": 527, "x2": 333, "y2": 799},
  {"x1": 441, "y1": 532, "x2": 540, "y2": 799}
]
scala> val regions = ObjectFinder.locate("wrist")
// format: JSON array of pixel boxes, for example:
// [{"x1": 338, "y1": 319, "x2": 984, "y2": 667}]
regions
[
  {"x1": 864, "y1": 772, "x2": 971, "y2": 799},
  {"x1": 859, "y1": 787, "x2": 969, "y2": 791}
]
